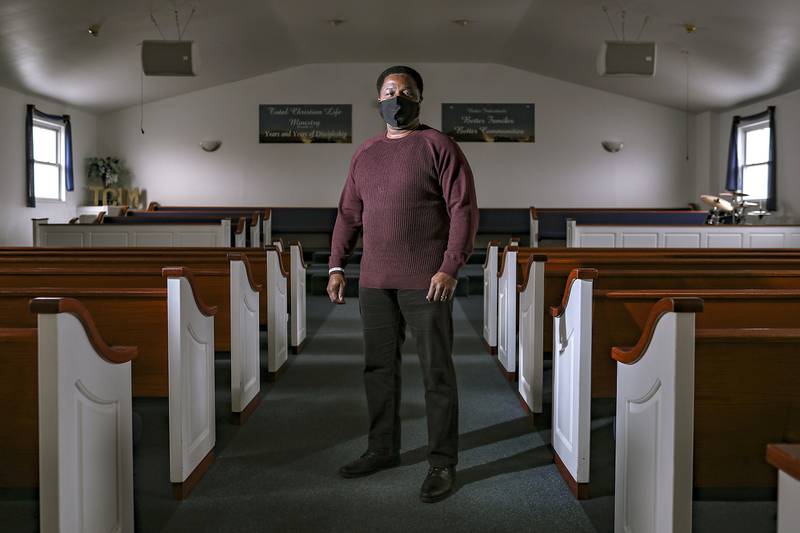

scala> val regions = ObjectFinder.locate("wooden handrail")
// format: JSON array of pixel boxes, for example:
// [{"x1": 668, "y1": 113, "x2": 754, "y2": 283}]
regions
[
  {"x1": 29, "y1": 297, "x2": 139, "y2": 364},
  {"x1": 767, "y1": 444, "x2": 800, "y2": 482},
  {"x1": 289, "y1": 241, "x2": 308, "y2": 270},
  {"x1": 227, "y1": 253, "x2": 263, "y2": 292},
  {"x1": 161, "y1": 267, "x2": 219, "y2": 317},
  {"x1": 264, "y1": 246, "x2": 289, "y2": 278},
  {"x1": 0, "y1": 288, "x2": 165, "y2": 298},
  {"x1": 482, "y1": 240, "x2": 501, "y2": 269},
  {"x1": 517, "y1": 254, "x2": 548, "y2": 292},
  {"x1": 611, "y1": 297, "x2": 704, "y2": 365},
  {"x1": 549, "y1": 268, "x2": 599, "y2": 318}
]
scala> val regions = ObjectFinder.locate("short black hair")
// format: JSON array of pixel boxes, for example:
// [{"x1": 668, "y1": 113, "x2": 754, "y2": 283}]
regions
[{"x1": 376, "y1": 65, "x2": 423, "y2": 95}]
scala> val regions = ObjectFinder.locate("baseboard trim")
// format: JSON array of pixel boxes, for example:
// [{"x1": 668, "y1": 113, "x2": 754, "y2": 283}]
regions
[{"x1": 172, "y1": 450, "x2": 215, "y2": 500}]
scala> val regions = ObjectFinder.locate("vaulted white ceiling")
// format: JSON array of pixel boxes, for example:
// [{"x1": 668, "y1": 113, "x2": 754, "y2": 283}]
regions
[{"x1": 1, "y1": 0, "x2": 798, "y2": 114}]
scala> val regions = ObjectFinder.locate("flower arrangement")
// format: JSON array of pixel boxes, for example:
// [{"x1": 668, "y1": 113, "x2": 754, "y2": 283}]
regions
[{"x1": 87, "y1": 156, "x2": 127, "y2": 187}]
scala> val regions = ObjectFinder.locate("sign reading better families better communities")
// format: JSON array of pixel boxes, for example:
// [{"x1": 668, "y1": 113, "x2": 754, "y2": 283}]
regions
[
  {"x1": 259, "y1": 105, "x2": 352, "y2": 143},
  {"x1": 442, "y1": 103, "x2": 535, "y2": 142}
]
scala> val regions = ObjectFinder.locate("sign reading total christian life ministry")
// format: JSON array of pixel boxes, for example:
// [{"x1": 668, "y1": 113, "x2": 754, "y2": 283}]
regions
[
  {"x1": 442, "y1": 103, "x2": 535, "y2": 142},
  {"x1": 259, "y1": 105, "x2": 352, "y2": 143}
]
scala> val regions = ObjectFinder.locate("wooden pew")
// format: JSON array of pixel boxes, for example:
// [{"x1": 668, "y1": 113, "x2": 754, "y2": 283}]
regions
[
  {"x1": 0, "y1": 247, "x2": 269, "y2": 329},
  {"x1": 147, "y1": 203, "x2": 272, "y2": 245},
  {"x1": 613, "y1": 299, "x2": 800, "y2": 530},
  {"x1": 567, "y1": 220, "x2": 800, "y2": 248},
  {"x1": 512, "y1": 250, "x2": 800, "y2": 412},
  {"x1": 0, "y1": 273, "x2": 217, "y2": 499},
  {"x1": 121, "y1": 210, "x2": 262, "y2": 248},
  {"x1": 32, "y1": 217, "x2": 232, "y2": 247},
  {"x1": 768, "y1": 444, "x2": 800, "y2": 533},
  {"x1": 490, "y1": 246, "x2": 800, "y2": 364},
  {"x1": 529, "y1": 206, "x2": 705, "y2": 246},
  {"x1": 551, "y1": 278, "x2": 800, "y2": 499}
]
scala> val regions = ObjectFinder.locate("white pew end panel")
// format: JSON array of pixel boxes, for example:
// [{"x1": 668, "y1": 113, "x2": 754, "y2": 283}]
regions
[
  {"x1": 33, "y1": 297, "x2": 137, "y2": 533},
  {"x1": 551, "y1": 268, "x2": 598, "y2": 499},
  {"x1": 768, "y1": 444, "x2": 800, "y2": 533},
  {"x1": 228, "y1": 254, "x2": 263, "y2": 424},
  {"x1": 289, "y1": 242, "x2": 307, "y2": 354},
  {"x1": 482, "y1": 241, "x2": 500, "y2": 355},
  {"x1": 163, "y1": 268, "x2": 217, "y2": 500},
  {"x1": 612, "y1": 297, "x2": 703, "y2": 533},
  {"x1": 517, "y1": 254, "x2": 547, "y2": 414},
  {"x1": 266, "y1": 246, "x2": 289, "y2": 377}
]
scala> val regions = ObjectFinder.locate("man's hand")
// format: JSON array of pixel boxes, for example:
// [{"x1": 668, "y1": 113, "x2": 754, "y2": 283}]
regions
[
  {"x1": 426, "y1": 272, "x2": 457, "y2": 302},
  {"x1": 327, "y1": 272, "x2": 346, "y2": 304}
]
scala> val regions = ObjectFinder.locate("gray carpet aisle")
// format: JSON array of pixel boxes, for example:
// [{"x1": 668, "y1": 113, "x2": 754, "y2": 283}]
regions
[{"x1": 159, "y1": 295, "x2": 596, "y2": 533}]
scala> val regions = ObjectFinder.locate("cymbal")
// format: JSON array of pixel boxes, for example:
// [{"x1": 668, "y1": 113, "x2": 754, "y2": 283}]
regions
[
  {"x1": 718, "y1": 191, "x2": 749, "y2": 197},
  {"x1": 700, "y1": 194, "x2": 734, "y2": 212},
  {"x1": 742, "y1": 201, "x2": 759, "y2": 207},
  {"x1": 747, "y1": 210, "x2": 771, "y2": 216}
]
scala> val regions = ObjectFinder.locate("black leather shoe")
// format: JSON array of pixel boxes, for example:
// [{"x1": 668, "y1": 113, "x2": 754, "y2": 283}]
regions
[
  {"x1": 420, "y1": 465, "x2": 456, "y2": 503},
  {"x1": 339, "y1": 450, "x2": 400, "y2": 479}
]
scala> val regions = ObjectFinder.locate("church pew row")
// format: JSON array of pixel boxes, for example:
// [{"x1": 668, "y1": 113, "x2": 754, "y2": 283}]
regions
[
  {"x1": 515, "y1": 258, "x2": 800, "y2": 416},
  {"x1": 120, "y1": 210, "x2": 263, "y2": 248},
  {"x1": 612, "y1": 299, "x2": 800, "y2": 531},
  {"x1": 0, "y1": 245, "x2": 307, "y2": 353},
  {"x1": 503, "y1": 248, "x2": 800, "y2": 394},
  {"x1": 32, "y1": 218, "x2": 234, "y2": 248},
  {"x1": 0, "y1": 247, "x2": 269, "y2": 329},
  {"x1": 502, "y1": 248, "x2": 800, "y2": 408},
  {"x1": 528, "y1": 206, "x2": 705, "y2": 246},
  {"x1": 146, "y1": 203, "x2": 272, "y2": 245},
  {"x1": 767, "y1": 444, "x2": 800, "y2": 533},
  {"x1": 483, "y1": 244, "x2": 800, "y2": 356},
  {"x1": 0, "y1": 272, "x2": 217, "y2": 500},
  {"x1": 566, "y1": 220, "x2": 800, "y2": 248},
  {"x1": 0, "y1": 258, "x2": 273, "y2": 396},
  {"x1": 551, "y1": 277, "x2": 800, "y2": 499}
]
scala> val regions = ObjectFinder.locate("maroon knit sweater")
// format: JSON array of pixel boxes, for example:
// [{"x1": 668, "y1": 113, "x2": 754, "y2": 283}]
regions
[{"x1": 329, "y1": 125, "x2": 479, "y2": 289}]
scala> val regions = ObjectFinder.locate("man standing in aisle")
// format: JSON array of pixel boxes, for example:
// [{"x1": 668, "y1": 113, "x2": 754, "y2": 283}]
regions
[{"x1": 327, "y1": 65, "x2": 479, "y2": 503}]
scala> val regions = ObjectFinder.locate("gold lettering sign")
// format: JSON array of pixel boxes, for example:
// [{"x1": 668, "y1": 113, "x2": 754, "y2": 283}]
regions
[{"x1": 88, "y1": 186, "x2": 145, "y2": 209}]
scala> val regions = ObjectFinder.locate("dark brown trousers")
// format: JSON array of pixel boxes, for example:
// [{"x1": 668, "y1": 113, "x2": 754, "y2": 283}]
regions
[{"x1": 359, "y1": 287, "x2": 458, "y2": 467}]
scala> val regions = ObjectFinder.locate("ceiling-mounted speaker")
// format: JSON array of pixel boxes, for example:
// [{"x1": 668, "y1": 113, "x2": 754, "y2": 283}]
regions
[
  {"x1": 141, "y1": 40, "x2": 199, "y2": 76},
  {"x1": 597, "y1": 41, "x2": 656, "y2": 77}
]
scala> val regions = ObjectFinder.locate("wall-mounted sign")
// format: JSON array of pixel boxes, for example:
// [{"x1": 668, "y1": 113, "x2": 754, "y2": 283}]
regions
[
  {"x1": 442, "y1": 103, "x2": 535, "y2": 142},
  {"x1": 259, "y1": 105, "x2": 352, "y2": 143}
]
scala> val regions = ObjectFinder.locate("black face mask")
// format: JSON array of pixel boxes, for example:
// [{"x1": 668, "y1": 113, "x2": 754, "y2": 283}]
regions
[{"x1": 380, "y1": 96, "x2": 420, "y2": 129}]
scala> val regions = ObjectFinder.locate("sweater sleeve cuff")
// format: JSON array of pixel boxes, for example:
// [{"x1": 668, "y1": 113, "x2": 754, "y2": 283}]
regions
[
  {"x1": 438, "y1": 255, "x2": 463, "y2": 279},
  {"x1": 328, "y1": 256, "x2": 344, "y2": 269}
]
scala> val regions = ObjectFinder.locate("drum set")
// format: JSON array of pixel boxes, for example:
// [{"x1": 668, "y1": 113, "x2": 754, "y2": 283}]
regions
[{"x1": 701, "y1": 192, "x2": 770, "y2": 225}]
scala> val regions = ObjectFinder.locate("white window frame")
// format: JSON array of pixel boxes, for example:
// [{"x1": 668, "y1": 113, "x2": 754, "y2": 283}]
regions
[
  {"x1": 32, "y1": 117, "x2": 67, "y2": 203},
  {"x1": 737, "y1": 118, "x2": 771, "y2": 202}
]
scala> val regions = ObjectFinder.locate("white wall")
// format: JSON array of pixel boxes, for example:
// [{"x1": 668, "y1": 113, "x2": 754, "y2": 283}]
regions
[
  {"x1": 99, "y1": 63, "x2": 692, "y2": 209},
  {"x1": 708, "y1": 88, "x2": 800, "y2": 221},
  {"x1": 0, "y1": 85, "x2": 97, "y2": 245}
]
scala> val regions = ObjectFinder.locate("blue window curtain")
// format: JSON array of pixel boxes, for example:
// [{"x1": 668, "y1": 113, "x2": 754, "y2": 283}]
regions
[
  {"x1": 25, "y1": 104, "x2": 74, "y2": 208},
  {"x1": 724, "y1": 106, "x2": 777, "y2": 211}
]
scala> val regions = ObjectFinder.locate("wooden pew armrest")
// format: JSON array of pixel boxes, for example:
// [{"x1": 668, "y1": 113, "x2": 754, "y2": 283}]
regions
[
  {"x1": 227, "y1": 253, "x2": 263, "y2": 292},
  {"x1": 550, "y1": 268, "x2": 599, "y2": 318},
  {"x1": 161, "y1": 267, "x2": 219, "y2": 317},
  {"x1": 29, "y1": 297, "x2": 138, "y2": 364},
  {"x1": 611, "y1": 297, "x2": 704, "y2": 364},
  {"x1": 265, "y1": 246, "x2": 289, "y2": 279},
  {"x1": 767, "y1": 444, "x2": 800, "y2": 482},
  {"x1": 482, "y1": 240, "x2": 500, "y2": 269},
  {"x1": 289, "y1": 241, "x2": 308, "y2": 270},
  {"x1": 518, "y1": 254, "x2": 548, "y2": 292}
]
